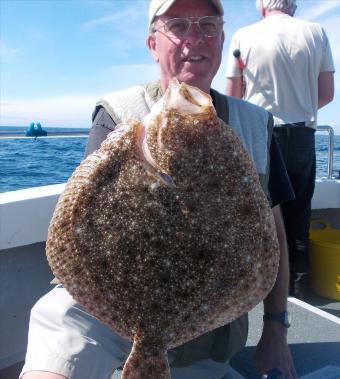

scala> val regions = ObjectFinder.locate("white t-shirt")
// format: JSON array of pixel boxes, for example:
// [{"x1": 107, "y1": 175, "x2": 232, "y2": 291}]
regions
[{"x1": 225, "y1": 14, "x2": 335, "y2": 128}]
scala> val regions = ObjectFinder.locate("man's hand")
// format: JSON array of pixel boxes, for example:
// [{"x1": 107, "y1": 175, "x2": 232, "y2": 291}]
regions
[{"x1": 255, "y1": 321, "x2": 297, "y2": 378}]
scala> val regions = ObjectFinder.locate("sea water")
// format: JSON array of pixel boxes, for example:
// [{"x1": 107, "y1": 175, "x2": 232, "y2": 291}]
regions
[{"x1": 1, "y1": 126, "x2": 340, "y2": 193}]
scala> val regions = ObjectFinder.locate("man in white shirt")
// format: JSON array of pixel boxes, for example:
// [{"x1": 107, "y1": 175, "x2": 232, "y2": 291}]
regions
[{"x1": 225, "y1": 0, "x2": 335, "y2": 297}]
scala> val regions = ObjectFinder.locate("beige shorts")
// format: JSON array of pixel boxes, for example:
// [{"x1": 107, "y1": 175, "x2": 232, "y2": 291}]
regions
[{"x1": 20, "y1": 286, "x2": 233, "y2": 379}]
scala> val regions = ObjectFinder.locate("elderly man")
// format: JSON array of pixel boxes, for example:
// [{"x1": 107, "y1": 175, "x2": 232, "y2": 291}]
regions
[
  {"x1": 226, "y1": 0, "x2": 335, "y2": 297},
  {"x1": 21, "y1": 0, "x2": 297, "y2": 378}
]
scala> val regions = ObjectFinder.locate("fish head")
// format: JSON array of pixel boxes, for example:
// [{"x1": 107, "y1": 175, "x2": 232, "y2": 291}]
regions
[{"x1": 143, "y1": 79, "x2": 217, "y2": 163}]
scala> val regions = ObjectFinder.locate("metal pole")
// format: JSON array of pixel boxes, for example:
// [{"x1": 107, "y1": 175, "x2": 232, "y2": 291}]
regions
[{"x1": 316, "y1": 125, "x2": 334, "y2": 179}]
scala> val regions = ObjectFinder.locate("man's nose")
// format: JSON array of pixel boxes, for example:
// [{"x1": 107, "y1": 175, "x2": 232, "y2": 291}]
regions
[{"x1": 184, "y1": 22, "x2": 204, "y2": 42}]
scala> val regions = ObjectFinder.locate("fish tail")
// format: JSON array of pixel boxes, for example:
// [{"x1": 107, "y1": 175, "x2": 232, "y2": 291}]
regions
[{"x1": 122, "y1": 339, "x2": 170, "y2": 379}]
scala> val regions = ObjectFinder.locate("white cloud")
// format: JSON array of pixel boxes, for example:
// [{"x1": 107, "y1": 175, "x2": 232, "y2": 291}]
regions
[
  {"x1": 298, "y1": 1, "x2": 340, "y2": 21},
  {"x1": 82, "y1": 8, "x2": 140, "y2": 29},
  {"x1": 0, "y1": 63, "x2": 160, "y2": 128},
  {"x1": 100, "y1": 63, "x2": 160, "y2": 91},
  {"x1": 316, "y1": 15, "x2": 340, "y2": 94},
  {"x1": 81, "y1": 2, "x2": 147, "y2": 31},
  {"x1": 0, "y1": 95, "x2": 98, "y2": 128},
  {"x1": 80, "y1": 3, "x2": 149, "y2": 56},
  {"x1": 321, "y1": 16, "x2": 340, "y2": 59}
]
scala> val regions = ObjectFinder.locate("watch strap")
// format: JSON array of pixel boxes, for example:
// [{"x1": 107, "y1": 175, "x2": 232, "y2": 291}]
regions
[{"x1": 263, "y1": 311, "x2": 290, "y2": 327}]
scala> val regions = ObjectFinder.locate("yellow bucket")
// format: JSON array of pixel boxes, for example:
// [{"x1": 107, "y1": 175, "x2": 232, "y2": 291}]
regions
[{"x1": 309, "y1": 220, "x2": 340, "y2": 301}]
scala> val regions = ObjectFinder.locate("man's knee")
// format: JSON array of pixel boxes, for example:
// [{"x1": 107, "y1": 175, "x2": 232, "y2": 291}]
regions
[{"x1": 22, "y1": 372, "x2": 68, "y2": 379}]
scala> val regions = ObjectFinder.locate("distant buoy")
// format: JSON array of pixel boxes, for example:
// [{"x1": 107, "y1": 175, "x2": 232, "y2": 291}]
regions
[{"x1": 25, "y1": 122, "x2": 47, "y2": 137}]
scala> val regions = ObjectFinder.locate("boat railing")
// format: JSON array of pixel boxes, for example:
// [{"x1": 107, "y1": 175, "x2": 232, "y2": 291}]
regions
[
  {"x1": 0, "y1": 126, "x2": 337, "y2": 178},
  {"x1": 316, "y1": 125, "x2": 335, "y2": 179},
  {"x1": 0, "y1": 130, "x2": 89, "y2": 140}
]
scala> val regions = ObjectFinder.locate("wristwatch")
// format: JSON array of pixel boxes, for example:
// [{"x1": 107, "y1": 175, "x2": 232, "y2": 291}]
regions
[{"x1": 263, "y1": 311, "x2": 291, "y2": 328}]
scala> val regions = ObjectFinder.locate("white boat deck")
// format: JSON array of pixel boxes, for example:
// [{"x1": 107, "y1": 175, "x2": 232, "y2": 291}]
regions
[{"x1": 230, "y1": 299, "x2": 340, "y2": 378}]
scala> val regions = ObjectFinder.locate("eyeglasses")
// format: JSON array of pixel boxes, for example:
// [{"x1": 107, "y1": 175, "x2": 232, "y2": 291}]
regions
[{"x1": 152, "y1": 16, "x2": 224, "y2": 38}]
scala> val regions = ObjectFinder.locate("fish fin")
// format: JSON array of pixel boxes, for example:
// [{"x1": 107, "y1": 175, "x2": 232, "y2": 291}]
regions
[
  {"x1": 136, "y1": 121, "x2": 176, "y2": 189},
  {"x1": 50, "y1": 276, "x2": 60, "y2": 285},
  {"x1": 122, "y1": 339, "x2": 170, "y2": 379}
]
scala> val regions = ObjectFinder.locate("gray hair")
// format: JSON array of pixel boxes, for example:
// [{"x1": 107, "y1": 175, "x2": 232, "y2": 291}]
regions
[{"x1": 256, "y1": 0, "x2": 297, "y2": 15}]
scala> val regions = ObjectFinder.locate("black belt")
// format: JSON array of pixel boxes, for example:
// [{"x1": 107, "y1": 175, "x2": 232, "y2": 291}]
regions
[{"x1": 277, "y1": 122, "x2": 306, "y2": 127}]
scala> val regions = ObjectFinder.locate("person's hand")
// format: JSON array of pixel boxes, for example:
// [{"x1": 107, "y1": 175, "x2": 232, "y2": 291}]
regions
[{"x1": 254, "y1": 321, "x2": 298, "y2": 379}]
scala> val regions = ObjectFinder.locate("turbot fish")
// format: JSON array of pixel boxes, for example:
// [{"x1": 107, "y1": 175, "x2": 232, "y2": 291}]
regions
[{"x1": 46, "y1": 78, "x2": 280, "y2": 379}]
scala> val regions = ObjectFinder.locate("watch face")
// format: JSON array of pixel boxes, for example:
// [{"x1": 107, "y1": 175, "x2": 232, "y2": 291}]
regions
[{"x1": 285, "y1": 312, "x2": 291, "y2": 327}]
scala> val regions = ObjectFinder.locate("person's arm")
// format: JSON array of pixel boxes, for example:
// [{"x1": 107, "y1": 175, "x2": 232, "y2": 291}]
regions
[
  {"x1": 226, "y1": 77, "x2": 243, "y2": 98},
  {"x1": 225, "y1": 32, "x2": 244, "y2": 99},
  {"x1": 264, "y1": 138, "x2": 291, "y2": 313},
  {"x1": 254, "y1": 206, "x2": 297, "y2": 378},
  {"x1": 85, "y1": 107, "x2": 117, "y2": 157},
  {"x1": 318, "y1": 71, "x2": 334, "y2": 109},
  {"x1": 264, "y1": 206, "x2": 289, "y2": 313}
]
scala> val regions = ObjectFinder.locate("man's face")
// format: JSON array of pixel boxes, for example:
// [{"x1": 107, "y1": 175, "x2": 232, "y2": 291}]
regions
[{"x1": 147, "y1": 0, "x2": 224, "y2": 93}]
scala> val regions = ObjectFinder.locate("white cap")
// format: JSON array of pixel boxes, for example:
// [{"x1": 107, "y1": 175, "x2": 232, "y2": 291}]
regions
[{"x1": 148, "y1": 0, "x2": 224, "y2": 27}]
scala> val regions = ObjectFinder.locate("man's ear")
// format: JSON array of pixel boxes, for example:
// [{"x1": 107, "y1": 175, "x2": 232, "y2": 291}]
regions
[
  {"x1": 221, "y1": 30, "x2": 225, "y2": 48},
  {"x1": 146, "y1": 34, "x2": 159, "y2": 63}
]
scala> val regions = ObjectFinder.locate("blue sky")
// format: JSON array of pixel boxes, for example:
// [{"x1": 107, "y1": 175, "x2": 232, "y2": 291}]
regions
[{"x1": 1, "y1": 0, "x2": 340, "y2": 134}]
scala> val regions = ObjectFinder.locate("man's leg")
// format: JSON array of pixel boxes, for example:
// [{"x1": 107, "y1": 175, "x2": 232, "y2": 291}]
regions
[
  {"x1": 281, "y1": 197, "x2": 312, "y2": 295},
  {"x1": 20, "y1": 285, "x2": 132, "y2": 379},
  {"x1": 274, "y1": 127, "x2": 316, "y2": 296}
]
